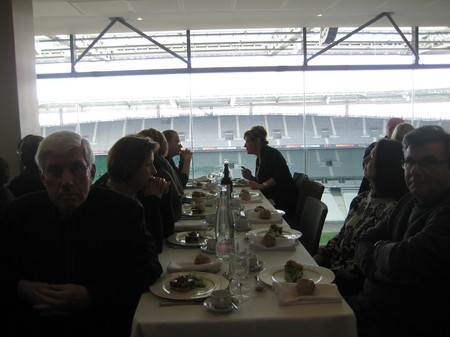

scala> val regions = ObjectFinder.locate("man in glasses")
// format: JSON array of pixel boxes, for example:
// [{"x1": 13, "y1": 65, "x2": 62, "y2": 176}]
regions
[
  {"x1": 0, "y1": 131, "x2": 162, "y2": 337},
  {"x1": 353, "y1": 125, "x2": 450, "y2": 337}
]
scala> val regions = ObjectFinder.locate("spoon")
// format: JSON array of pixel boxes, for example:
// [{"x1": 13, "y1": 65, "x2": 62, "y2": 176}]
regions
[{"x1": 255, "y1": 275, "x2": 264, "y2": 292}]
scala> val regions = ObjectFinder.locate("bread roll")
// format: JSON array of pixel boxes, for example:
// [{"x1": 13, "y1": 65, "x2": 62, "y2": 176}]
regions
[
  {"x1": 295, "y1": 279, "x2": 315, "y2": 296},
  {"x1": 194, "y1": 252, "x2": 211, "y2": 265},
  {"x1": 261, "y1": 233, "x2": 276, "y2": 247}
]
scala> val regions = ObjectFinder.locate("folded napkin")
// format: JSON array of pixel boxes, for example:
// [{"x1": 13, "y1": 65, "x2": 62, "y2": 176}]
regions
[
  {"x1": 174, "y1": 221, "x2": 212, "y2": 232},
  {"x1": 167, "y1": 260, "x2": 223, "y2": 274},
  {"x1": 273, "y1": 281, "x2": 341, "y2": 306},
  {"x1": 251, "y1": 237, "x2": 296, "y2": 251}
]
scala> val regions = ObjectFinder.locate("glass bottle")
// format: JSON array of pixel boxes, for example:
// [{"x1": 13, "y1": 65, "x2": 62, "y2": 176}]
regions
[
  {"x1": 215, "y1": 185, "x2": 234, "y2": 261},
  {"x1": 220, "y1": 162, "x2": 233, "y2": 197}
]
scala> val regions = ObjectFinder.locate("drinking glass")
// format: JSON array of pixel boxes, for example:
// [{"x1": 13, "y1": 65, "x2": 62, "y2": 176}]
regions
[{"x1": 229, "y1": 251, "x2": 250, "y2": 301}]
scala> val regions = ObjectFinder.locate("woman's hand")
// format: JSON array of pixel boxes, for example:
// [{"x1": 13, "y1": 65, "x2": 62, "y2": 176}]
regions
[
  {"x1": 241, "y1": 166, "x2": 254, "y2": 180},
  {"x1": 143, "y1": 177, "x2": 171, "y2": 199}
]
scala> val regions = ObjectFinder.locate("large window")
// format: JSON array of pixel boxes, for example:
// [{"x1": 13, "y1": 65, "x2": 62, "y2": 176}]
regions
[{"x1": 35, "y1": 23, "x2": 450, "y2": 239}]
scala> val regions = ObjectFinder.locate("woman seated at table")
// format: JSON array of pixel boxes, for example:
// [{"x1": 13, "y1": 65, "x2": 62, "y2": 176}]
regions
[
  {"x1": 95, "y1": 135, "x2": 170, "y2": 253},
  {"x1": 241, "y1": 125, "x2": 296, "y2": 216},
  {"x1": 313, "y1": 138, "x2": 408, "y2": 297},
  {"x1": 138, "y1": 128, "x2": 183, "y2": 224}
]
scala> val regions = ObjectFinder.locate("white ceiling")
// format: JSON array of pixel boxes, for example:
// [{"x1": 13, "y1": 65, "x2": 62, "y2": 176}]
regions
[{"x1": 33, "y1": 0, "x2": 450, "y2": 36}]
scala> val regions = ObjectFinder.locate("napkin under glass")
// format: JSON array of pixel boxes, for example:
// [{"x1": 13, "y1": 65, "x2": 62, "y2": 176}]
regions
[
  {"x1": 167, "y1": 260, "x2": 222, "y2": 274},
  {"x1": 273, "y1": 281, "x2": 341, "y2": 306}
]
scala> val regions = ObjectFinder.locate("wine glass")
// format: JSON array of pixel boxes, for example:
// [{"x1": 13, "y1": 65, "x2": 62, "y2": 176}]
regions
[{"x1": 229, "y1": 251, "x2": 250, "y2": 301}]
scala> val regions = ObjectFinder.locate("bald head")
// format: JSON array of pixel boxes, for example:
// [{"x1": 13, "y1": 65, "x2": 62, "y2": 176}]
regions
[{"x1": 386, "y1": 118, "x2": 405, "y2": 138}]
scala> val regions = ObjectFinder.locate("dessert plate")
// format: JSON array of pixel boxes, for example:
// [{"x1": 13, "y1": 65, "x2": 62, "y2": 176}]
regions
[
  {"x1": 246, "y1": 228, "x2": 302, "y2": 240},
  {"x1": 258, "y1": 265, "x2": 335, "y2": 286},
  {"x1": 150, "y1": 272, "x2": 229, "y2": 300},
  {"x1": 167, "y1": 231, "x2": 215, "y2": 247}
]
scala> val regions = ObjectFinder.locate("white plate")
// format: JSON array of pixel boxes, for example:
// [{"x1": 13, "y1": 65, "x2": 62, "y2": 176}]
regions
[
  {"x1": 167, "y1": 231, "x2": 215, "y2": 247},
  {"x1": 246, "y1": 228, "x2": 302, "y2": 240},
  {"x1": 150, "y1": 272, "x2": 229, "y2": 300},
  {"x1": 244, "y1": 209, "x2": 284, "y2": 224},
  {"x1": 185, "y1": 191, "x2": 216, "y2": 201},
  {"x1": 258, "y1": 265, "x2": 335, "y2": 286},
  {"x1": 182, "y1": 205, "x2": 216, "y2": 217},
  {"x1": 203, "y1": 297, "x2": 239, "y2": 313}
]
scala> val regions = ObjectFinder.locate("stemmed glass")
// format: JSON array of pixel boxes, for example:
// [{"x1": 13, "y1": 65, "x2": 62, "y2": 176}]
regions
[{"x1": 229, "y1": 250, "x2": 250, "y2": 301}]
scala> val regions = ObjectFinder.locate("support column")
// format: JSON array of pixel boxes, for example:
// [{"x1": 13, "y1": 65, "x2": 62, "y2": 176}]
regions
[{"x1": 0, "y1": 0, "x2": 39, "y2": 179}]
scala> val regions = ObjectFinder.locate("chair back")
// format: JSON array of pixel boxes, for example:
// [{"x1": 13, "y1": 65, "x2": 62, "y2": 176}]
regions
[
  {"x1": 290, "y1": 179, "x2": 325, "y2": 229},
  {"x1": 298, "y1": 197, "x2": 328, "y2": 256}
]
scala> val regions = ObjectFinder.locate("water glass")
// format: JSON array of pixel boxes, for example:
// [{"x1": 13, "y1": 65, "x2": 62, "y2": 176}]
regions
[{"x1": 229, "y1": 252, "x2": 250, "y2": 301}]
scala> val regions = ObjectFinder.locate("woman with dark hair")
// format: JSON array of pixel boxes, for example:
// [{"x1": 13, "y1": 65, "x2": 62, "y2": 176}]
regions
[
  {"x1": 241, "y1": 125, "x2": 296, "y2": 215},
  {"x1": 95, "y1": 135, "x2": 170, "y2": 253},
  {"x1": 313, "y1": 138, "x2": 408, "y2": 296}
]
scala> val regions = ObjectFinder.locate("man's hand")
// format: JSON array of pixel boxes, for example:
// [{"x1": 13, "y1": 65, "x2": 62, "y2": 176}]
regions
[
  {"x1": 17, "y1": 280, "x2": 90, "y2": 316},
  {"x1": 143, "y1": 177, "x2": 170, "y2": 199},
  {"x1": 180, "y1": 148, "x2": 193, "y2": 163}
]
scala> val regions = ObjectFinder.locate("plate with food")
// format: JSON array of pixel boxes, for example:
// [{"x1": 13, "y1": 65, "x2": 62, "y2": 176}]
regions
[
  {"x1": 258, "y1": 261, "x2": 335, "y2": 287},
  {"x1": 167, "y1": 231, "x2": 214, "y2": 247},
  {"x1": 235, "y1": 189, "x2": 262, "y2": 203},
  {"x1": 246, "y1": 224, "x2": 302, "y2": 240},
  {"x1": 185, "y1": 190, "x2": 217, "y2": 203},
  {"x1": 182, "y1": 204, "x2": 216, "y2": 217},
  {"x1": 244, "y1": 207, "x2": 284, "y2": 224},
  {"x1": 150, "y1": 271, "x2": 229, "y2": 300},
  {"x1": 233, "y1": 178, "x2": 249, "y2": 187}
]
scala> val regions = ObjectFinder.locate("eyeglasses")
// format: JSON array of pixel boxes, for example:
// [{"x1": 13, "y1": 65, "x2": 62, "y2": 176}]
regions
[
  {"x1": 400, "y1": 158, "x2": 450, "y2": 170},
  {"x1": 43, "y1": 164, "x2": 90, "y2": 178}
]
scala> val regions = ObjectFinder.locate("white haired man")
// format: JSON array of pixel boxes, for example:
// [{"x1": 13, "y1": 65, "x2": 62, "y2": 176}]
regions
[{"x1": 0, "y1": 131, "x2": 162, "y2": 337}]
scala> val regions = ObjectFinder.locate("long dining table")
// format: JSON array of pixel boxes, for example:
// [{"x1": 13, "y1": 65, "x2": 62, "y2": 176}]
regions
[{"x1": 131, "y1": 186, "x2": 357, "y2": 337}]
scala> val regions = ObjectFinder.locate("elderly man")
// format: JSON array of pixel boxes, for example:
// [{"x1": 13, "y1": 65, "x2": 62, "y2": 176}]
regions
[
  {"x1": 0, "y1": 131, "x2": 162, "y2": 337},
  {"x1": 353, "y1": 125, "x2": 450, "y2": 337},
  {"x1": 162, "y1": 129, "x2": 192, "y2": 188}
]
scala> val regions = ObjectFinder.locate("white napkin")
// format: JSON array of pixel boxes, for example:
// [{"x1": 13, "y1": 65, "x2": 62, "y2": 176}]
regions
[
  {"x1": 273, "y1": 281, "x2": 341, "y2": 306},
  {"x1": 167, "y1": 260, "x2": 223, "y2": 274},
  {"x1": 251, "y1": 237, "x2": 296, "y2": 251},
  {"x1": 174, "y1": 221, "x2": 211, "y2": 232}
]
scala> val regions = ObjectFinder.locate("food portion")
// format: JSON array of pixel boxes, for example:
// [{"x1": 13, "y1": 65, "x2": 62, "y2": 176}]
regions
[
  {"x1": 233, "y1": 178, "x2": 248, "y2": 186},
  {"x1": 254, "y1": 206, "x2": 271, "y2": 220},
  {"x1": 284, "y1": 260, "x2": 304, "y2": 283},
  {"x1": 261, "y1": 233, "x2": 277, "y2": 247},
  {"x1": 295, "y1": 279, "x2": 316, "y2": 296},
  {"x1": 191, "y1": 191, "x2": 205, "y2": 204},
  {"x1": 194, "y1": 252, "x2": 211, "y2": 265},
  {"x1": 191, "y1": 204, "x2": 205, "y2": 214},
  {"x1": 267, "y1": 224, "x2": 283, "y2": 237},
  {"x1": 170, "y1": 272, "x2": 206, "y2": 292},
  {"x1": 239, "y1": 189, "x2": 251, "y2": 201},
  {"x1": 185, "y1": 231, "x2": 200, "y2": 243}
]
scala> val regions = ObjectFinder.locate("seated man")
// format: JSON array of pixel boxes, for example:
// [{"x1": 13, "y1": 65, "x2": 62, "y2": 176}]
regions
[
  {"x1": 353, "y1": 125, "x2": 450, "y2": 337},
  {"x1": 162, "y1": 129, "x2": 192, "y2": 188},
  {"x1": 0, "y1": 131, "x2": 162, "y2": 337}
]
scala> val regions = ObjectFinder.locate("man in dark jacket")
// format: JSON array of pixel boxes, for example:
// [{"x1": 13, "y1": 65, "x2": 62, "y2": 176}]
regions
[
  {"x1": 353, "y1": 125, "x2": 450, "y2": 337},
  {"x1": 0, "y1": 131, "x2": 162, "y2": 337}
]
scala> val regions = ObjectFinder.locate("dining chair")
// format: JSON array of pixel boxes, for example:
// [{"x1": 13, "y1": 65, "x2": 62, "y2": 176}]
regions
[
  {"x1": 298, "y1": 196, "x2": 328, "y2": 256},
  {"x1": 286, "y1": 178, "x2": 325, "y2": 230}
]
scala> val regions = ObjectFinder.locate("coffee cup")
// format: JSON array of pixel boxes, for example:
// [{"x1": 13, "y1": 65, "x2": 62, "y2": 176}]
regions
[{"x1": 210, "y1": 289, "x2": 232, "y2": 309}]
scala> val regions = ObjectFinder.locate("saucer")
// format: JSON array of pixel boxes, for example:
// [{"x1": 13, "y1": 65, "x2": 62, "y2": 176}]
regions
[
  {"x1": 200, "y1": 245, "x2": 216, "y2": 254},
  {"x1": 203, "y1": 297, "x2": 239, "y2": 313},
  {"x1": 249, "y1": 260, "x2": 264, "y2": 272}
]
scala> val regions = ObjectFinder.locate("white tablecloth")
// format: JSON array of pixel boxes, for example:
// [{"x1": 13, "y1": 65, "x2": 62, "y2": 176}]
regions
[{"x1": 131, "y1": 188, "x2": 356, "y2": 337}]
